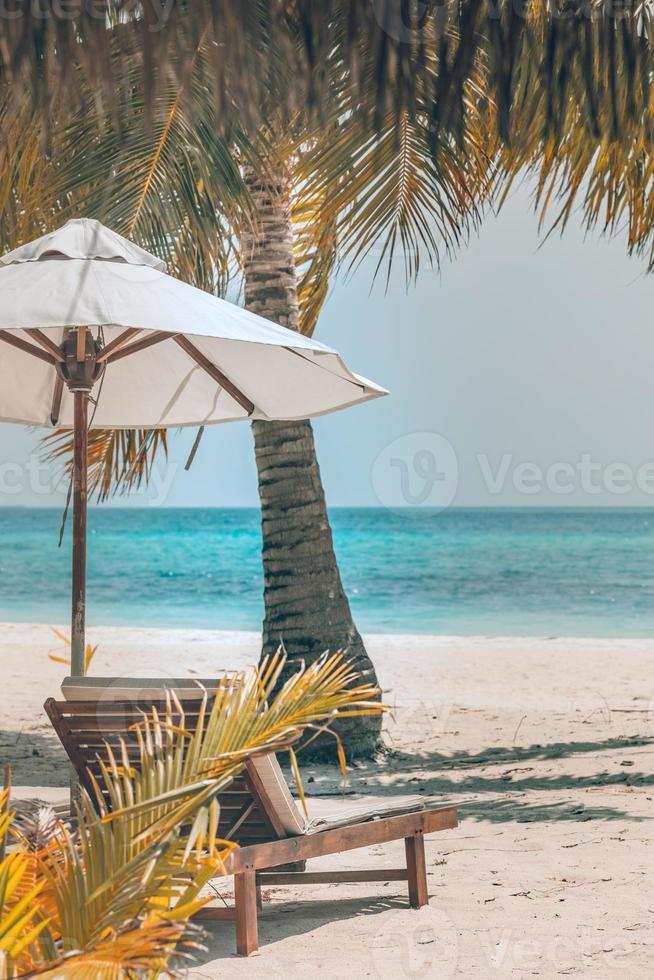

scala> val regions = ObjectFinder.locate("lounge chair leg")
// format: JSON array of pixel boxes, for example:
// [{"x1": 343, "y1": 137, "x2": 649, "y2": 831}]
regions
[
  {"x1": 234, "y1": 870, "x2": 259, "y2": 955},
  {"x1": 405, "y1": 831, "x2": 428, "y2": 909},
  {"x1": 256, "y1": 882, "x2": 263, "y2": 911}
]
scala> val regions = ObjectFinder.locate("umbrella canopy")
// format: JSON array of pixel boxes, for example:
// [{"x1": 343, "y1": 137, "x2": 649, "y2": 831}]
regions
[
  {"x1": 0, "y1": 218, "x2": 387, "y2": 677},
  {"x1": 0, "y1": 218, "x2": 386, "y2": 428}
]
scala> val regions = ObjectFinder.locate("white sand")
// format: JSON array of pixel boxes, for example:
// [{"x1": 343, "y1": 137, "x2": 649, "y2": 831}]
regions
[{"x1": 1, "y1": 623, "x2": 653, "y2": 978}]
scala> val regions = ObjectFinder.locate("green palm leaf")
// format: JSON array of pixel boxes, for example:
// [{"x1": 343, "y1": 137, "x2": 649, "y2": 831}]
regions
[{"x1": 98, "y1": 652, "x2": 383, "y2": 851}]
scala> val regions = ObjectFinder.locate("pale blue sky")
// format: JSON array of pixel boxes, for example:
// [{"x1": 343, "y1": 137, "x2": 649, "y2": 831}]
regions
[{"x1": 3, "y1": 176, "x2": 654, "y2": 509}]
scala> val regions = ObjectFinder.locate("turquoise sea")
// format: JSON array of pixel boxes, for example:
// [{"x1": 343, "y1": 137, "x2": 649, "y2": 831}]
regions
[{"x1": 1, "y1": 507, "x2": 654, "y2": 636}]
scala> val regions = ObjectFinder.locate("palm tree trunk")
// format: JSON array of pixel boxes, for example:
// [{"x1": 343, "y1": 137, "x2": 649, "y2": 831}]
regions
[{"x1": 241, "y1": 163, "x2": 382, "y2": 759}]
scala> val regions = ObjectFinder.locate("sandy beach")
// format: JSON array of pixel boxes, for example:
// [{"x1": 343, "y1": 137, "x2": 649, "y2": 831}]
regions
[{"x1": 2, "y1": 623, "x2": 652, "y2": 978}]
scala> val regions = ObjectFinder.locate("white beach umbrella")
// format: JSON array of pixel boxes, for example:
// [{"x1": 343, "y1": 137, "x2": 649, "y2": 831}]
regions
[{"x1": 0, "y1": 218, "x2": 387, "y2": 673}]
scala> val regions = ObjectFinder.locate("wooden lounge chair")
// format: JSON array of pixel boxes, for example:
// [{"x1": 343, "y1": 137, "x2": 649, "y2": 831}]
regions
[{"x1": 45, "y1": 677, "x2": 458, "y2": 956}]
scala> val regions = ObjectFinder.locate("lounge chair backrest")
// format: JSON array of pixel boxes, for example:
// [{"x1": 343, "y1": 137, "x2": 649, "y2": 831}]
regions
[
  {"x1": 53, "y1": 677, "x2": 308, "y2": 839},
  {"x1": 61, "y1": 675, "x2": 227, "y2": 701}
]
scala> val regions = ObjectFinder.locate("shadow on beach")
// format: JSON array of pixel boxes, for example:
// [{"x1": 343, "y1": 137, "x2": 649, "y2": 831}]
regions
[
  {"x1": 297, "y1": 734, "x2": 654, "y2": 825},
  {"x1": 0, "y1": 729, "x2": 69, "y2": 786},
  {"x1": 4, "y1": 725, "x2": 652, "y2": 825},
  {"x1": 191, "y1": 895, "x2": 414, "y2": 966}
]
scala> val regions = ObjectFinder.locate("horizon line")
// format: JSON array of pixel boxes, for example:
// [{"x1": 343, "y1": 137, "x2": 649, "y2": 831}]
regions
[{"x1": 4, "y1": 503, "x2": 654, "y2": 512}]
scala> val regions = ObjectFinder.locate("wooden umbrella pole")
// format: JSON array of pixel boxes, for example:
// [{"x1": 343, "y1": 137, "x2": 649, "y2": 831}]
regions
[{"x1": 71, "y1": 389, "x2": 88, "y2": 677}]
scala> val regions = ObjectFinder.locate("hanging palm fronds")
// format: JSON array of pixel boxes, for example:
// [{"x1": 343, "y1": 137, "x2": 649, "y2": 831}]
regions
[
  {"x1": 43, "y1": 427, "x2": 169, "y2": 502},
  {"x1": 1, "y1": 1, "x2": 653, "y2": 147}
]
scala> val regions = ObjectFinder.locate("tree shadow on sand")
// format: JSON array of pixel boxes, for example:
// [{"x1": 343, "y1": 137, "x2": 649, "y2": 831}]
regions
[
  {"x1": 382, "y1": 734, "x2": 653, "y2": 770},
  {"x1": 0, "y1": 729, "x2": 68, "y2": 786},
  {"x1": 301, "y1": 734, "x2": 654, "y2": 825},
  {"x1": 192, "y1": 894, "x2": 418, "y2": 964},
  {"x1": 5, "y1": 727, "x2": 652, "y2": 824}
]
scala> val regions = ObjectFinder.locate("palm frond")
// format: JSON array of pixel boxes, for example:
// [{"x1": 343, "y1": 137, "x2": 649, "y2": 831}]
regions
[
  {"x1": 43, "y1": 428, "x2": 169, "y2": 504},
  {"x1": 34, "y1": 792, "x2": 210, "y2": 959},
  {"x1": 99, "y1": 651, "x2": 384, "y2": 849},
  {"x1": 293, "y1": 182, "x2": 340, "y2": 337},
  {"x1": 31, "y1": 919, "x2": 203, "y2": 980},
  {"x1": 501, "y1": 75, "x2": 654, "y2": 268},
  {"x1": 0, "y1": 98, "x2": 60, "y2": 254},
  {"x1": 0, "y1": 652, "x2": 383, "y2": 976},
  {"x1": 2, "y1": 1, "x2": 654, "y2": 152},
  {"x1": 289, "y1": 27, "x2": 495, "y2": 316},
  {"x1": 46, "y1": 41, "x2": 258, "y2": 292},
  {"x1": 483, "y1": 5, "x2": 654, "y2": 269},
  {"x1": 0, "y1": 789, "x2": 50, "y2": 974}
]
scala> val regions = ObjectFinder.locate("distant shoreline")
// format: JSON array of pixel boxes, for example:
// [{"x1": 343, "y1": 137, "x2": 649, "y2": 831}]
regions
[
  {"x1": 3, "y1": 621, "x2": 654, "y2": 647},
  {"x1": 5, "y1": 504, "x2": 654, "y2": 511}
]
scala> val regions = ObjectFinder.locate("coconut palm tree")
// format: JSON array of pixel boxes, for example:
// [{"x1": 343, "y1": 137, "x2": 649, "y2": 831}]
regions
[
  {"x1": 240, "y1": 93, "x2": 493, "y2": 756},
  {"x1": 5, "y1": 5, "x2": 654, "y2": 757},
  {"x1": 0, "y1": 26, "x2": 493, "y2": 757},
  {"x1": 242, "y1": 161, "x2": 386, "y2": 754}
]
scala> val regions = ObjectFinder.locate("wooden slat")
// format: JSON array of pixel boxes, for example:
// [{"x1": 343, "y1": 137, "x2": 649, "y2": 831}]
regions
[
  {"x1": 194, "y1": 906, "x2": 237, "y2": 922},
  {"x1": 60, "y1": 716, "x2": 209, "y2": 733},
  {"x1": 76, "y1": 326, "x2": 87, "y2": 362},
  {"x1": 234, "y1": 870, "x2": 258, "y2": 955},
  {"x1": 173, "y1": 335, "x2": 255, "y2": 415},
  {"x1": 97, "y1": 328, "x2": 141, "y2": 362},
  {"x1": 107, "y1": 331, "x2": 173, "y2": 363},
  {"x1": 224, "y1": 808, "x2": 458, "y2": 875},
  {"x1": 43, "y1": 698, "x2": 96, "y2": 798},
  {"x1": 53, "y1": 700, "x2": 213, "y2": 714},
  {"x1": 25, "y1": 328, "x2": 64, "y2": 361},
  {"x1": 256, "y1": 869, "x2": 409, "y2": 885},
  {"x1": 224, "y1": 801, "x2": 256, "y2": 841},
  {"x1": 405, "y1": 833, "x2": 428, "y2": 908},
  {"x1": 50, "y1": 376, "x2": 64, "y2": 426},
  {"x1": 0, "y1": 331, "x2": 56, "y2": 364}
]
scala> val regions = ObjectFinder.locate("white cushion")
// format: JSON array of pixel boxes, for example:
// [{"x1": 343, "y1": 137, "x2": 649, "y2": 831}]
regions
[
  {"x1": 249, "y1": 753, "x2": 307, "y2": 836},
  {"x1": 304, "y1": 795, "x2": 427, "y2": 834}
]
